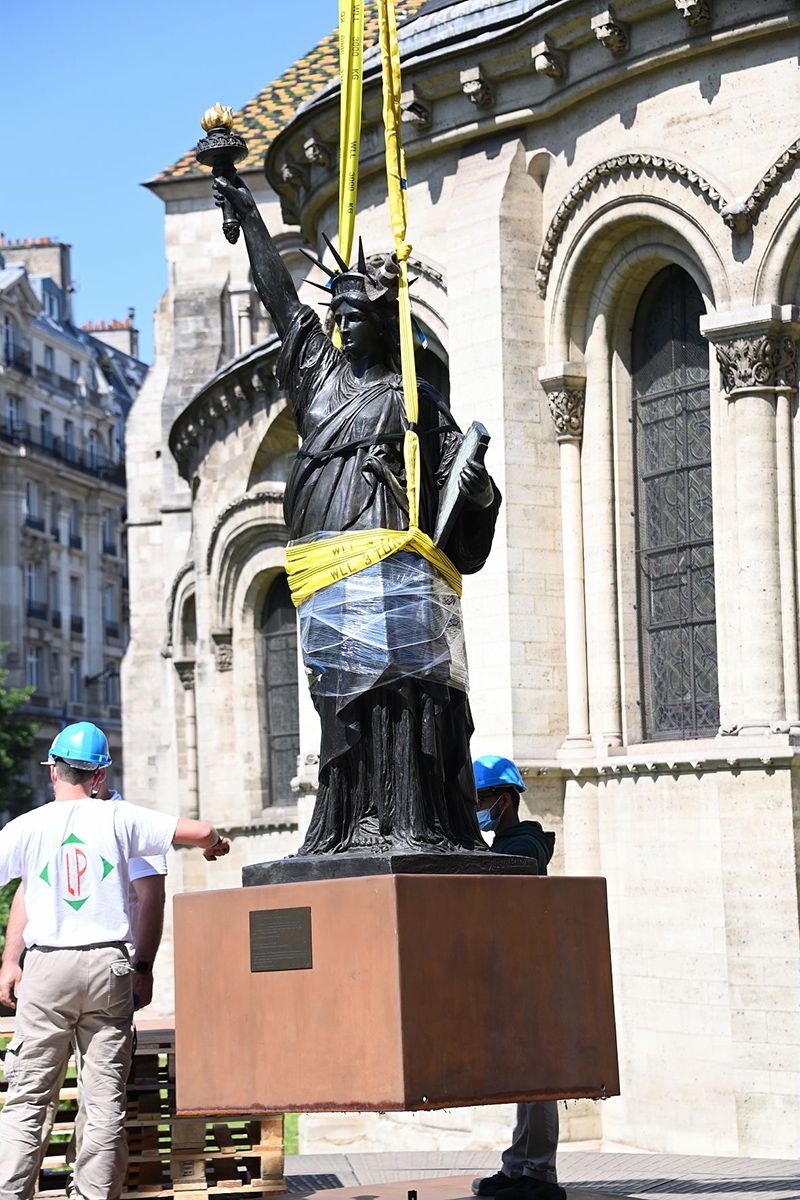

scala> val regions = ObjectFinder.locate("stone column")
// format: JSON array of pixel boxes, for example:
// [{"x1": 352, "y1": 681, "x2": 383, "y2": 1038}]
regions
[
  {"x1": 540, "y1": 364, "x2": 591, "y2": 748},
  {"x1": 582, "y1": 314, "x2": 623, "y2": 748},
  {"x1": 174, "y1": 659, "x2": 199, "y2": 818},
  {"x1": 701, "y1": 306, "x2": 799, "y2": 734}
]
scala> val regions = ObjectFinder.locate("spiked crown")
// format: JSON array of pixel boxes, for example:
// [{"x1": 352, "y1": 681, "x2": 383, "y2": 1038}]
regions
[{"x1": 303, "y1": 235, "x2": 402, "y2": 316}]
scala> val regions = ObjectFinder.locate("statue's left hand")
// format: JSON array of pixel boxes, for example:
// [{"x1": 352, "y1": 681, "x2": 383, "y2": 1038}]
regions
[{"x1": 458, "y1": 459, "x2": 494, "y2": 510}]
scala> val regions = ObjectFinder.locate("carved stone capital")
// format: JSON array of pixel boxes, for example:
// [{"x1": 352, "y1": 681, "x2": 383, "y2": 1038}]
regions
[
  {"x1": 400, "y1": 87, "x2": 431, "y2": 128},
  {"x1": 174, "y1": 659, "x2": 196, "y2": 691},
  {"x1": 546, "y1": 388, "x2": 586, "y2": 441},
  {"x1": 591, "y1": 9, "x2": 629, "y2": 56},
  {"x1": 211, "y1": 627, "x2": 233, "y2": 672},
  {"x1": 674, "y1": 0, "x2": 711, "y2": 25},
  {"x1": 460, "y1": 66, "x2": 493, "y2": 109},
  {"x1": 701, "y1": 306, "x2": 800, "y2": 396},
  {"x1": 531, "y1": 37, "x2": 567, "y2": 81},
  {"x1": 714, "y1": 335, "x2": 797, "y2": 395}
]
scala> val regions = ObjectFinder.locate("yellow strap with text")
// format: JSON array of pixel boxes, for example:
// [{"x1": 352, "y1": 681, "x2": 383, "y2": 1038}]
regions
[
  {"x1": 338, "y1": 0, "x2": 364, "y2": 268},
  {"x1": 285, "y1": 0, "x2": 461, "y2": 606}
]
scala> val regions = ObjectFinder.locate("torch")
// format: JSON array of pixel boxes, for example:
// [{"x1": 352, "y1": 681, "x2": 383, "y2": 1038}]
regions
[{"x1": 196, "y1": 103, "x2": 249, "y2": 244}]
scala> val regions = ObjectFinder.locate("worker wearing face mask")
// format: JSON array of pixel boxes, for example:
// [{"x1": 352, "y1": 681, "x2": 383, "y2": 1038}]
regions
[
  {"x1": 473, "y1": 755, "x2": 554, "y2": 873},
  {"x1": 471, "y1": 755, "x2": 563, "y2": 1200}
]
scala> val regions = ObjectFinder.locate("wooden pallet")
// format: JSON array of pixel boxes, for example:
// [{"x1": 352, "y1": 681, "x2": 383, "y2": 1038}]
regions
[{"x1": 1, "y1": 1018, "x2": 286, "y2": 1199}]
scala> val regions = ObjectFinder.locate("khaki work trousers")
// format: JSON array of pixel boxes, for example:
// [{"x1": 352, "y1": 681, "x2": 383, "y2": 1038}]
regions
[{"x1": 0, "y1": 945, "x2": 133, "y2": 1200}]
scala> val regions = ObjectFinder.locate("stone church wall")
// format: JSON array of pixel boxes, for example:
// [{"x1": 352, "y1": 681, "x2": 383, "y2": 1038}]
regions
[{"x1": 125, "y1": 0, "x2": 800, "y2": 1159}]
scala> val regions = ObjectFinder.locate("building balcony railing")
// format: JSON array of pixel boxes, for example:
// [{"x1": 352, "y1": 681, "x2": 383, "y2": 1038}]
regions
[
  {"x1": 4, "y1": 346, "x2": 33, "y2": 375},
  {"x1": 51, "y1": 526, "x2": 60, "y2": 542},
  {"x1": 52, "y1": 610, "x2": 62, "y2": 630},
  {"x1": 102, "y1": 541, "x2": 117, "y2": 557},
  {"x1": 104, "y1": 622, "x2": 120, "y2": 640},
  {"x1": 69, "y1": 532, "x2": 83, "y2": 550},
  {"x1": 24, "y1": 514, "x2": 46, "y2": 532},
  {"x1": 35, "y1": 366, "x2": 80, "y2": 396},
  {"x1": 71, "y1": 615, "x2": 84, "y2": 635},
  {"x1": 0, "y1": 419, "x2": 126, "y2": 487},
  {"x1": 26, "y1": 600, "x2": 48, "y2": 620}
]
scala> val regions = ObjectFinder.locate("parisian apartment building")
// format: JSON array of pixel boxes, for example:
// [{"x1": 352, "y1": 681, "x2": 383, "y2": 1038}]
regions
[{"x1": 0, "y1": 237, "x2": 147, "y2": 810}]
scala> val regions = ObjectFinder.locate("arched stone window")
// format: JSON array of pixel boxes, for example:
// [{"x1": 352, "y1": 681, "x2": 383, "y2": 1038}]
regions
[
  {"x1": 259, "y1": 574, "x2": 299, "y2": 805},
  {"x1": 632, "y1": 265, "x2": 719, "y2": 739}
]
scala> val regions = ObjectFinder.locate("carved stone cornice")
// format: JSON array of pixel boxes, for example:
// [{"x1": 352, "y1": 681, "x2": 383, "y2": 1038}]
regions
[
  {"x1": 400, "y1": 87, "x2": 431, "y2": 128},
  {"x1": 280, "y1": 160, "x2": 308, "y2": 189},
  {"x1": 722, "y1": 136, "x2": 800, "y2": 235},
  {"x1": 531, "y1": 37, "x2": 566, "y2": 82},
  {"x1": 169, "y1": 335, "x2": 281, "y2": 481},
  {"x1": 537, "y1": 135, "x2": 800, "y2": 298},
  {"x1": 460, "y1": 66, "x2": 493, "y2": 109},
  {"x1": 303, "y1": 136, "x2": 333, "y2": 168},
  {"x1": 591, "y1": 9, "x2": 629, "y2": 57},
  {"x1": 174, "y1": 659, "x2": 196, "y2": 690},
  {"x1": 674, "y1": 0, "x2": 711, "y2": 25},
  {"x1": 714, "y1": 335, "x2": 797, "y2": 396},
  {"x1": 536, "y1": 153, "x2": 726, "y2": 298}
]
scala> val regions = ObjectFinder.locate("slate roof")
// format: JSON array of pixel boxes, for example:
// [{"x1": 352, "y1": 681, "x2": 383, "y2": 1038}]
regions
[{"x1": 151, "y1": 0, "x2": 428, "y2": 184}]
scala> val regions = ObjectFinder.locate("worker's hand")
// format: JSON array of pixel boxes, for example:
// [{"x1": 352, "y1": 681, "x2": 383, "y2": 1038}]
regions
[
  {"x1": 0, "y1": 961, "x2": 21, "y2": 1009},
  {"x1": 203, "y1": 836, "x2": 231, "y2": 862},
  {"x1": 132, "y1": 971, "x2": 153, "y2": 1011},
  {"x1": 459, "y1": 459, "x2": 494, "y2": 510}
]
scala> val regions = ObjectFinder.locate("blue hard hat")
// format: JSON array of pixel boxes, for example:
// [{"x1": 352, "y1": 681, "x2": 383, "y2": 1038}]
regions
[
  {"x1": 473, "y1": 754, "x2": 526, "y2": 794},
  {"x1": 43, "y1": 722, "x2": 112, "y2": 769}
]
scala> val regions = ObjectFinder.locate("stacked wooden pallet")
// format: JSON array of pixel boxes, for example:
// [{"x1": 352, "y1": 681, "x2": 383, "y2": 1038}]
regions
[{"x1": 0, "y1": 1017, "x2": 286, "y2": 1200}]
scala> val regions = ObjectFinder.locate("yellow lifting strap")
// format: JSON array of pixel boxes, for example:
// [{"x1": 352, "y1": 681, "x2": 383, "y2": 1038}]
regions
[
  {"x1": 333, "y1": 0, "x2": 364, "y2": 351},
  {"x1": 284, "y1": 0, "x2": 462, "y2": 607}
]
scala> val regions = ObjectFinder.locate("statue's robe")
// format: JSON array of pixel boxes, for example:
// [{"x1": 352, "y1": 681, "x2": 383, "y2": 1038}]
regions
[{"x1": 278, "y1": 306, "x2": 501, "y2": 854}]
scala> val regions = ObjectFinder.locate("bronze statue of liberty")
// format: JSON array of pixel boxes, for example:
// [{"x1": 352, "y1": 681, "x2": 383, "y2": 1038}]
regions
[{"x1": 213, "y1": 172, "x2": 501, "y2": 858}]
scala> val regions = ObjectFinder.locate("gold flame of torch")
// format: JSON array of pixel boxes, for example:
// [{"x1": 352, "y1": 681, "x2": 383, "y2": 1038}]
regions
[{"x1": 200, "y1": 103, "x2": 235, "y2": 132}]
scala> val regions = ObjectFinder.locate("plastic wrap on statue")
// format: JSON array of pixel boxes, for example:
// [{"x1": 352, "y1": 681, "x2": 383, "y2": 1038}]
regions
[{"x1": 298, "y1": 546, "x2": 468, "y2": 703}]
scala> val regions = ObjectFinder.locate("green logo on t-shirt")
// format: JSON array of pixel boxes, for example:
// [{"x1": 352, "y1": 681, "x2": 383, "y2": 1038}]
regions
[{"x1": 38, "y1": 835, "x2": 116, "y2": 913}]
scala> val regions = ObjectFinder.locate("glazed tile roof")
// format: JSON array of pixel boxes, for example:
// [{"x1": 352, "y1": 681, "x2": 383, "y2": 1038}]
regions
[{"x1": 152, "y1": 0, "x2": 428, "y2": 184}]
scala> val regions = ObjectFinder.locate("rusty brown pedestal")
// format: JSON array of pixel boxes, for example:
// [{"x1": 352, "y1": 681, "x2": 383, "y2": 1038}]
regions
[{"x1": 173, "y1": 874, "x2": 618, "y2": 1115}]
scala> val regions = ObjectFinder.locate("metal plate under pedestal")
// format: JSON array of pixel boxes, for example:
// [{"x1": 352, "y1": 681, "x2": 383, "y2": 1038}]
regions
[{"x1": 249, "y1": 906, "x2": 313, "y2": 973}]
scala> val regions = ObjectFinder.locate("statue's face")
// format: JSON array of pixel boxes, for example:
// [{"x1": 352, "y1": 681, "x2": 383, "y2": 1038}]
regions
[{"x1": 334, "y1": 301, "x2": 384, "y2": 365}]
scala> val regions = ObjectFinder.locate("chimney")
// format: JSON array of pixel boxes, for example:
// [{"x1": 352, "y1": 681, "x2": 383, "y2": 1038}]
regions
[
  {"x1": 0, "y1": 238, "x2": 73, "y2": 320},
  {"x1": 82, "y1": 308, "x2": 140, "y2": 360}
]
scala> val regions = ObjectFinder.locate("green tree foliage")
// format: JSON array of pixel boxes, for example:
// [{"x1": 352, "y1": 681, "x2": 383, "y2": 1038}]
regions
[{"x1": 0, "y1": 643, "x2": 37, "y2": 821}]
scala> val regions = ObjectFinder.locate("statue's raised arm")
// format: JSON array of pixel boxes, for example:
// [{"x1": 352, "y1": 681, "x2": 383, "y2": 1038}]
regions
[{"x1": 213, "y1": 175, "x2": 301, "y2": 340}]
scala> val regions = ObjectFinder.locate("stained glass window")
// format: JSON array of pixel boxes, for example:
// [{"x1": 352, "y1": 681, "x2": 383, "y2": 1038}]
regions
[
  {"x1": 260, "y1": 574, "x2": 300, "y2": 805},
  {"x1": 632, "y1": 266, "x2": 720, "y2": 739}
]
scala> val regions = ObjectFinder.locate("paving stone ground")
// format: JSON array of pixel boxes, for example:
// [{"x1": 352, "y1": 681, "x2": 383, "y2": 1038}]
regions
[{"x1": 283, "y1": 1151, "x2": 800, "y2": 1200}]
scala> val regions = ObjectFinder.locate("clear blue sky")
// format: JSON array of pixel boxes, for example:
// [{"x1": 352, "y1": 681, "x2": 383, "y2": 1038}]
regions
[{"x1": 4, "y1": 1, "x2": 339, "y2": 362}]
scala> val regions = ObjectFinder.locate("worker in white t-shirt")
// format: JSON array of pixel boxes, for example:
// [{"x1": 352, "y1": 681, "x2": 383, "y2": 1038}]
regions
[
  {"x1": 1, "y1": 787, "x2": 168, "y2": 1200},
  {"x1": 2, "y1": 796, "x2": 169, "y2": 1012},
  {"x1": 1, "y1": 789, "x2": 168, "y2": 1012},
  {"x1": 0, "y1": 722, "x2": 230, "y2": 1200}
]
